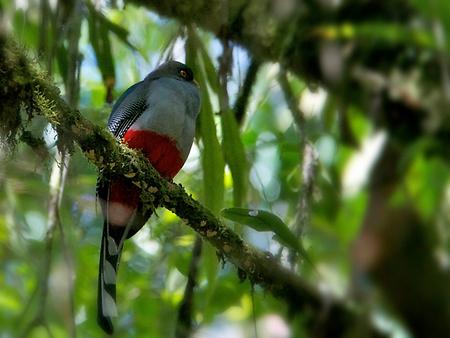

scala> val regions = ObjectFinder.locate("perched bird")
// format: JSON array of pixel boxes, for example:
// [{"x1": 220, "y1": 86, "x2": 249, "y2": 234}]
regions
[{"x1": 96, "y1": 61, "x2": 200, "y2": 334}]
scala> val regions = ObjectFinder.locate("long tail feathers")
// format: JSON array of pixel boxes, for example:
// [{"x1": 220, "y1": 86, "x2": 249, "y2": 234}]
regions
[{"x1": 97, "y1": 222, "x2": 123, "y2": 334}]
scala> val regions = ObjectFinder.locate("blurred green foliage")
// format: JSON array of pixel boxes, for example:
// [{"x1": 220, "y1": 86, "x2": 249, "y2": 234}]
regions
[{"x1": 0, "y1": 1, "x2": 449, "y2": 338}]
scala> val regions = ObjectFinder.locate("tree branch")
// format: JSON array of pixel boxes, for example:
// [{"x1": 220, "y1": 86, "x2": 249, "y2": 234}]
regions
[{"x1": 0, "y1": 34, "x2": 385, "y2": 338}]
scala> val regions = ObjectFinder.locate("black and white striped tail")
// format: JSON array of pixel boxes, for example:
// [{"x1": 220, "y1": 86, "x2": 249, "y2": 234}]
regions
[{"x1": 97, "y1": 222, "x2": 123, "y2": 334}]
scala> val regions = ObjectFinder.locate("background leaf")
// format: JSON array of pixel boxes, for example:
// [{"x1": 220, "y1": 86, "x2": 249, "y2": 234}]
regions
[
  {"x1": 221, "y1": 109, "x2": 248, "y2": 207},
  {"x1": 221, "y1": 208, "x2": 300, "y2": 252}
]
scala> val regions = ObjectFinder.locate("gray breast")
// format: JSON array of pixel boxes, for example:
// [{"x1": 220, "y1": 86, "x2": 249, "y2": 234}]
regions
[{"x1": 131, "y1": 77, "x2": 200, "y2": 160}]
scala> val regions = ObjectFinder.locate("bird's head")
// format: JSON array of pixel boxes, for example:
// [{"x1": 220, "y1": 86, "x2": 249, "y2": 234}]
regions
[{"x1": 145, "y1": 60, "x2": 198, "y2": 86}]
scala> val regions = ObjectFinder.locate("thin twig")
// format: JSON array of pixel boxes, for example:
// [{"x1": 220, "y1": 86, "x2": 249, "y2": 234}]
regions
[
  {"x1": 432, "y1": 19, "x2": 450, "y2": 101},
  {"x1": 57, "y1": 2, "x2": 82, "y2": 335},
  {"x1": 218, "y1": 36, "x2": 233, "y2": 113},
  {"x1": 233, "y1": 59, "x2": 261, "y2": 124},
  {"x1": 18, "y1": 161, "x2": 64, "y2": 338},
  {"x1": 175, "y1": 236, "x2": 203, "y2": 338},
  {"x1": 278, "y1": 71, "x2": 306, "y2": 136},
  {"x1": 278, "y1": 70, "x2": 317, "y2": 268},
  {"x1": 19, "y1": 150, "x2": 70, "y2": 338},
  {"x1": 55, "y1": 206, "x2": 77, "y2": 338},
  {"x1": 250, "y1": 284, "x2": 259, "y2": 338}
]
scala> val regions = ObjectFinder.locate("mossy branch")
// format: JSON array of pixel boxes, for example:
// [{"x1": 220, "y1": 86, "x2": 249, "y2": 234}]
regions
[{"x1": 0, "y1": 35, "x2": 385, "y2": 338}]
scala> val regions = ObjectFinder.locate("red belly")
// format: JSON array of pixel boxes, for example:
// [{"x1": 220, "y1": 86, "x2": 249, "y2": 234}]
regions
[
  {"x1": 108, "y1": 129, "x2": 184, "y2": 208},
  {"x1": 124, "y1": 129, "x2": 184, "y2": 178}
]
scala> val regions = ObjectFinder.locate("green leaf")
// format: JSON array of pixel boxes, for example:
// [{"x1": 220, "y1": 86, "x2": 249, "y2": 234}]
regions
[
  {"x1": 201, "y1": 101, "x2": 225, "y2": 213},
  {"x1": 221, "y1": 110, "x2": 248, "y2": 207},
  {"x1": 101, "y1": 14, "x2": 137, "y2": 51},
  {"x1": 87, "y1": 3, "x2": 115, "y2": 83},
  {"x1": 221, "y1": 208, "x2": 300, "y2": 252},
  {"x1": 186, "y1": 28, "x2": 223, "y2": 307},
  {"x1": 13, "y1": 10, "x2": 39, "y2": 49},
  {"x1": 187, "y1": 29, "x2": 225, "y2": 214},
  {"x1": 194, "y1": 31, "x2": 220, "y2": 93},
  {"x1": 0, "y1": 290, "x2": 21, "y2": 312},
  {"x1": 190, "y1": 29, "x2": 249, "y2": 209},
  {"x1": 56, "y1": 44, "x2": 68, "y2": 86}
]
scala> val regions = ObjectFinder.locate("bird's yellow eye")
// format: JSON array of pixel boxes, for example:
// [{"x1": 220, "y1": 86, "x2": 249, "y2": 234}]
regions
[{"x1": 179, "y1": 69, "x2": 188, "y2": 79}]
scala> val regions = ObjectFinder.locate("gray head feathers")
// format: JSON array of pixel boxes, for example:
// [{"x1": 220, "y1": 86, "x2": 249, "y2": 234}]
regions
[{"x1": 145, "y1": 60, "x2": 196, "y2": 84}]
